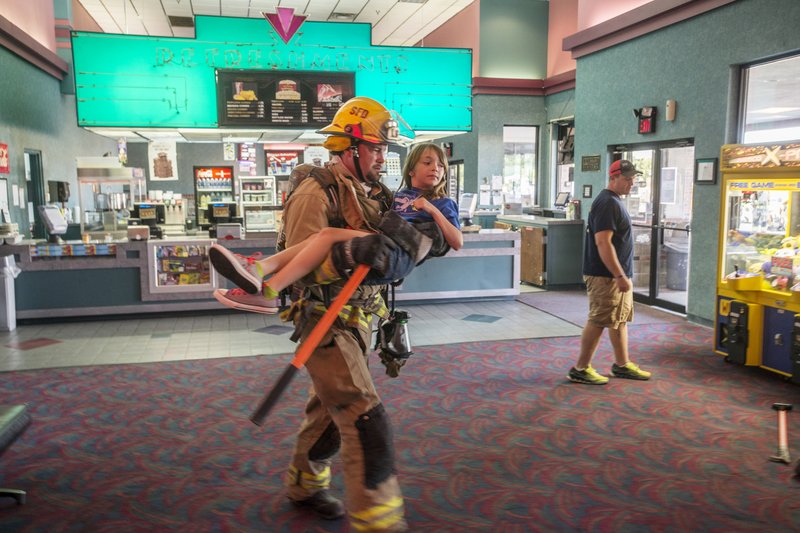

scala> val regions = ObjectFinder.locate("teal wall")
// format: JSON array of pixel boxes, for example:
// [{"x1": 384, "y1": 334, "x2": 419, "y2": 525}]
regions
[
  {"x1": 440, "y1": 89, "x2": 574, "y2": 207},
  {"x1": 439, "y1": 0, "x2": 559, "y2": 203},
  {"x1": 479, "y1": 0, "x2": 549, "y2": 79},
  {"x1": 473, "y1": 94, "x2": 548, "y2": 195},
  {"x1": 0, "y1": 46, "x2": 116, "y2": 237},
  {"x1": 572, "y1": 0, "x2": 800, "y2": 324}
]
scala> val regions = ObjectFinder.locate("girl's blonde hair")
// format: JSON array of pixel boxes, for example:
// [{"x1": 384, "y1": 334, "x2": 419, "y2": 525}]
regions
[{"x1": 401, "y1": 142, "x2": 449, "y2": 199}]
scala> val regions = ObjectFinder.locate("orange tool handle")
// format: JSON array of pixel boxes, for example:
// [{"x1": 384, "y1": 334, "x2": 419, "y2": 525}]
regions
[{"x1": 250, "y1": 264, "x2": 370, "y2": 426}]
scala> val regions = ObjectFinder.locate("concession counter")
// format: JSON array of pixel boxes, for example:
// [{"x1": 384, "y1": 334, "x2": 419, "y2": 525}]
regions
[{"x1": 0, "y1": 229, "x2": 520, "y2": 322}]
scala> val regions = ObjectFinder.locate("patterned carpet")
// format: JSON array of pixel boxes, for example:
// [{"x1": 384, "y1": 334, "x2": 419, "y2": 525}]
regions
[
  {"x1": 517, "y1": 289, "x2": 687, "y2": 327},
  {"x1": 1, "y1": 323, "x2": 799, "y2": 532}
]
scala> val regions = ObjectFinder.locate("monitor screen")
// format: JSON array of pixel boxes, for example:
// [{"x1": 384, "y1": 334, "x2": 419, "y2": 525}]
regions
[
  {"x1": 38, "y1": 205, "x2": 68, "y2": 235},
  {"x1": 458, "y1": 193, "x2": 478, "y2": 218},
  {"x1": 131, "y1": 203, "x2": 166, "y2": 225},
  {"x1": 554, "y1": 192, "x2": 571, "y2": 208},
  {"x1": 206, "y1": 203, "x2": 237, "y2": 224}
]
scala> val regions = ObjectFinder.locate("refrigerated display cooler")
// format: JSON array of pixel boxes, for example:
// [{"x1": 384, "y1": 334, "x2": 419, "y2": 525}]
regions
[
  {"x1": 266, "y1": 150, "x2": 302, "y2": 205},
  {"x1": 194, "y1": 166, "x2": 234, "y2": 228},
  {"x1": 714, "y1": 143, "x2": 800, "y2": 383},
  {"x1": 238, "y1": 175, "x2": 279, "y2": 231}
]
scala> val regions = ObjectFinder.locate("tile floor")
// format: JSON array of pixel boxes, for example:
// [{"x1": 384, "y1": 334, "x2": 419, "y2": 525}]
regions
[{"x1": 0, "y1": 286, "x2": 581, "y2": 372}]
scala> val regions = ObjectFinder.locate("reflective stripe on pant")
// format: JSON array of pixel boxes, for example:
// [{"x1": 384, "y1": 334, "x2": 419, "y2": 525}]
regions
[{"x1": 286, "y1": 317, "x2": 405, "y2": 531}]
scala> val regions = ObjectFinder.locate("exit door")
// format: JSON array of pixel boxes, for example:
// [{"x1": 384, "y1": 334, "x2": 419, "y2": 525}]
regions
[{"x1": 613, "y1": 143, "x2": 694, "y2": 314}]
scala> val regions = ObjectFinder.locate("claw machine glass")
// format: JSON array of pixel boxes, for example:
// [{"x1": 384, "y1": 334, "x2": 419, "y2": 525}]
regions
[
  {"x1": 147, "y1": 240, "x2": 217, "y2": 293},
  {"x1": 194, "y1": 166, "x2": 234, "y2": 229},
  {"x1": 239, "y1": 175, "x2": 278, "y2": 232},
  {"x1": 716, "y1": 143, "x2": 800, "y2": 378}
]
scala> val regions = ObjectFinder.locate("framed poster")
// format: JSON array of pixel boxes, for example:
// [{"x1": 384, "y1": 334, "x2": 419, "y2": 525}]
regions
[
  {"x1": 695, "y1": 158, "x2": 717, "y2": 184},
  {"x1": 148, "y1": 140, "x2": 178, "y2": 181}
]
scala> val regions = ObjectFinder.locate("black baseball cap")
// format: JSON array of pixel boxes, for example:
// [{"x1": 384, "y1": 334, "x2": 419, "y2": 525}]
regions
[{"x1": 609, "y1": 159, "x2": 643, "y2": 177}]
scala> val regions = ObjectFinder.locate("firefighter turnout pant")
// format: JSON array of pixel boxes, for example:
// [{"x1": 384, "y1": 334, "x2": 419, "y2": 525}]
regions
[{"x1": 285, "y1": 312, "x2": 406, "y2": 532}]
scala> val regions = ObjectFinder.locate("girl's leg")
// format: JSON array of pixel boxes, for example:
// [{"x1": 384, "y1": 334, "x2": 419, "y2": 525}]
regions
[{"x1": 264, "y1": 228, "x2": 369, "y2": 293}]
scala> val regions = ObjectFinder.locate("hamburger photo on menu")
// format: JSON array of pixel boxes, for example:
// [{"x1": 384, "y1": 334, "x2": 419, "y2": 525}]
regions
[{"x1": 275, "y1": 79, "x2": 301, "y2": 100}]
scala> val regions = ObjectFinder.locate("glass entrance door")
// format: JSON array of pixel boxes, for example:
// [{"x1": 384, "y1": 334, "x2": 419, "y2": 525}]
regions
[{"x1": 615, "y1": 144, "x2": 694, "y2": 313}]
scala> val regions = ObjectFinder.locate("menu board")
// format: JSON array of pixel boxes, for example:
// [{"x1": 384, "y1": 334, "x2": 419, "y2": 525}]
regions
[{"x1": 217, "y1": 70, "x2": 355, "y2": 128}]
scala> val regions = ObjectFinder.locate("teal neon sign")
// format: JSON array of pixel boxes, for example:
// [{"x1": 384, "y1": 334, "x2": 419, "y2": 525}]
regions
[{"x1": 71, "y1": 15, "x2": 473, "y2": 132}]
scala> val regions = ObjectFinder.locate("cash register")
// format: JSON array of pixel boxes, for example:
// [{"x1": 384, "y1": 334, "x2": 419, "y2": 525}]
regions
[
  {"x1": 459, "y1": 193, "x2": 481, "y2": 233},
  {"x1": 543, "y1": 192, "x2": 570, "y2": 219},
  {"x1": 128, "y1": 202, "x2": 166, "y2": 239},
  {"x1": 206, "y1": 202, "x2": 243, "y2": 239},
  {"x1": 38, "y1": 205, "x2": 68, "y2": 243}
]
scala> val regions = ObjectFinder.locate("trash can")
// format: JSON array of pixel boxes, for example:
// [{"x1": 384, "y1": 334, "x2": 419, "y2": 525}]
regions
[
  {"x1": 665, "y1": 242, "x2": 688, "y2": 290},
  {"x1": 0, "y1": 255, "x2": 20, "y2": 332}
]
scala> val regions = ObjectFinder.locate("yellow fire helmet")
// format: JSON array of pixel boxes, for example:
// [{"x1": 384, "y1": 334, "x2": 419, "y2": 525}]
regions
[{"x1": 318, "y1": 96, "x2": 414, "y2": 151}]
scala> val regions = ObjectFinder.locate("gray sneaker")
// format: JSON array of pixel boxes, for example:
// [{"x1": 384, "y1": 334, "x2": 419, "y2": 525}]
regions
[
  {"x1": 567, "y1": 366, "x2": 609, "y2": 385},
  {"x1": 213, "y1": 288, "x2": 279, "y2": 314},
  {"x1": 209, "y1": 244, "x2": 263, "y2": 294},
  {"x1": 611, "y1": 362, "x2": 652, "y2": 380}
]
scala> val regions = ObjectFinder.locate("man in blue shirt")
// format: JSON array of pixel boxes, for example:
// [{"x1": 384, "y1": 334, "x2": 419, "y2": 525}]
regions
[{"x1": 568, "y1": 159, "x2": 652, "y2": 385}]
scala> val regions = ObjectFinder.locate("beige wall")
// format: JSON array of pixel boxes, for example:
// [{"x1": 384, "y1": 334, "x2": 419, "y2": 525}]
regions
[
  {"x1": 547, "y1": 0, "x2": 578, "y2": 77},
  {"x1": 71, "y1": 0, "x2": 102, "y2": 32},
  {"x1": 577, "y1": 0, "x2": 650, "y2": 30},
  {"x1": 416, "y1": 0, "x2": 481, "y2": 77},
  {"x1": 2, "y1": 0, "x2": 56, "y2": 51}
]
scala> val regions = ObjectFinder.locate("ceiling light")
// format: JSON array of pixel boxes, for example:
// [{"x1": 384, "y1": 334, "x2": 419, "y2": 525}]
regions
[{"x1": 328, "y1": 12, "x2": 356, "y2": 22}]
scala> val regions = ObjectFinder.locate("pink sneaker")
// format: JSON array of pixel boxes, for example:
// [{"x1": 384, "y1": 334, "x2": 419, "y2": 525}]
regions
[
  {"x1": 213, "y1": 288, "x2": 279, "y2": 314},
  {"x1": 209, "y1": 244, "x2": 263, "y2": 294}
]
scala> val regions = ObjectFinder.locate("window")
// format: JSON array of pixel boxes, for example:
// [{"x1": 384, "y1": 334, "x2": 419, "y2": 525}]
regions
[
  {"x1": 502, "y1": 126, "x2": 538, "y2": 204},
  {"x1": 740, "y1": 54, "x2": 800, "y2": 144}
]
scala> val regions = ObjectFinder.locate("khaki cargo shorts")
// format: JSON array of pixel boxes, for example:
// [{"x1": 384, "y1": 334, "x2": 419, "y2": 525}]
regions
[{"x1": 584, "y1": 275, "x2": 634, "y2": 329}]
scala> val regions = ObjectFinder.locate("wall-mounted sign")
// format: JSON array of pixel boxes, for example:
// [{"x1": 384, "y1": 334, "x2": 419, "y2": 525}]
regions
[
  {"x1": 218, "y1": 70, "x2": 354, "y2": 128},
  {"x1": 71, "y1": 16, "x2": 472, "y2": 132},
  {"x1": 0, "y1": 143, "x2": 8, "y2": 174},
  {"x1": 581, "y1": 155, "x2": 601, "y2": 172},
  {"x1": 267, "y1": 151, "x2": 301, "y2": 176},
  {"x1": 721, "y1": 143, "x2": 800, "y2": 169},
  {"x1": 635, "y1": 106, "x2": 657, "y2": 134}
]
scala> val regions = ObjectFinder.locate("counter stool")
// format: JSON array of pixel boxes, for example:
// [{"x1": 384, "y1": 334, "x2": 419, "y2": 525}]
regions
[{"x1": 0, "y1": 404, "x2": 31, "y2": 504}]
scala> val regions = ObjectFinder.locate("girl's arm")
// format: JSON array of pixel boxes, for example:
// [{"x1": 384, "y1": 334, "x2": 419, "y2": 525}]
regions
[{"x1": 412, "y1": 197, "x2": 463, "y2": 250}]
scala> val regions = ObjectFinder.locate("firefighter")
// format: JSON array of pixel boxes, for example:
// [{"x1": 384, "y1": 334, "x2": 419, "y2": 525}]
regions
[{"x1": 217, "y1": 96, "x2": 410, "y2": 531}]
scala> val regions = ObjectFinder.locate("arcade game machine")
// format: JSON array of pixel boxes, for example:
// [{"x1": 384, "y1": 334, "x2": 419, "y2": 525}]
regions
[{"x1": 715, "y1": 143, "x2": 800, "y2": 383}]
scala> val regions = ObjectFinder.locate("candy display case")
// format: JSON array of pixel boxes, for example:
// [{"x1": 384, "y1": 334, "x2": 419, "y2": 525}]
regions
[
  {"x1": 147, "y1": 240, "x2": 217, "y2": 294},
  {"x1": 715, "y1": 143, "x2": 800, "y2": 380}
]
